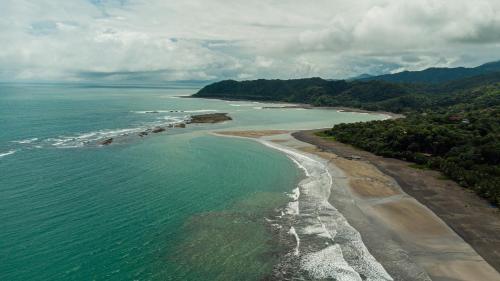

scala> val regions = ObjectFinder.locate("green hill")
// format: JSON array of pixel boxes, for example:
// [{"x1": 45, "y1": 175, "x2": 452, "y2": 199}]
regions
[
  {"x1": 194, "y1": 72, "x2": 500, "y2": 113},
  {"x1": 362, "y1": 61, "x2": 500, "y2": 84}
]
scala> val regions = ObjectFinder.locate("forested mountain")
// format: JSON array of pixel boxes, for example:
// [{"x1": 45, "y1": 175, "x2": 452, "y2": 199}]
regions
[
  {"x1": 195, "y1": 72, "x2": 500, "y2": 113},
  {"x1": 194, "y1": 69, "x2": 500, "y2": 205},
  {"x1": 362, "y1": 60, "x2": 500, "y2": 84}
]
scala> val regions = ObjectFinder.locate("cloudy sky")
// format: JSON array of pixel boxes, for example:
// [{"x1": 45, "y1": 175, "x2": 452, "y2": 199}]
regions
[{"x1": 2, "y1": 0, "x2": 500, "y2": 82}]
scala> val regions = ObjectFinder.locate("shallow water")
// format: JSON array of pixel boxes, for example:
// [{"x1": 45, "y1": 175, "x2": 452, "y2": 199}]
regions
[
  {"x1": 260, "y1": 140, "x2": 393, "y2": 281},
  {"x1": 0, "y1": 83, "x2": 385, "y2": 280}
]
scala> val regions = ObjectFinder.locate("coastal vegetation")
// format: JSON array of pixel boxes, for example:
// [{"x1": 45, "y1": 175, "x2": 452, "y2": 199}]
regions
[
  {"x1": 195, "y1": 65, "x2": 500, "y2": 205},
  {"x1": 195, "y1": 72, "x2": 500, "y2": 113},
  {"x1": 326, "y1": 106, "x2": 500, "y2": 205}
]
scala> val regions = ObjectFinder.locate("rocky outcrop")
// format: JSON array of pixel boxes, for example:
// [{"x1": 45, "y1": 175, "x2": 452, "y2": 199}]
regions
[
  {"x1": 152, "y1": 127, "x2": 166, "y2": 133},
  {"x1": 100, "y1": 138, "x2": 113, "y2": 145},
  {"x1": 189, "y1": 113, "x2": 232, "y2": 124},
  {"x1": 98, "y1": 114, "x2": 230, "y2": 147}
]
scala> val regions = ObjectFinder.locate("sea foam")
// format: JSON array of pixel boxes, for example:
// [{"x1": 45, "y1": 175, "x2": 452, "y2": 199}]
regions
[
  {"x1": 301, "y1": 245, "x2": 362, "y2": 280},
  {"x1": 0, "y1": 150, "x2": 16, "y2": 158},
  {"x1": 229, "y1": 103, "x2": 255, "y2": 107},
  {"x1": 133, "y1": 109, "x2": 217, "y2": 114},
  {"x1": 22, "y1": 114, "x2": 191, "y2": 149},
  {"x1": 259, "y1": 140, "x2": 393, "y2": 280},
  {"x1": 11, "y1": 138, "x2": 38, "y2": 144}
]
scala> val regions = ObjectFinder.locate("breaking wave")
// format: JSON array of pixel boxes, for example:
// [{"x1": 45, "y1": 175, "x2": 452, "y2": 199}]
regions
[
  {"x1": 259, "y1": 140, "x2": 393, "y2": 281},
  {"x1": 7, "y1": 114, "x2": 192, "y2": 149},
  {"x1": 45, "y1": 128, "x2": 146, "y2": 148},
  {"x1": 229, "y1": 103, "x2": 256, "y2": 107},
  {"x1": 132, "y1": 109, "x2": 217, "y2": 114},
  {"x1": 11, "y1": 138, "x2": 39, "y2": 144},
  {"x1": 0, "y1": 150, "x2": 17, "y2": 158}
]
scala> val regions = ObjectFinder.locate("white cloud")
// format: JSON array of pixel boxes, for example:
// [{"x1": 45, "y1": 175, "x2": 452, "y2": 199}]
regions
[{"x1": 1, "y1": 0, "x2": 500, "y2": 81}]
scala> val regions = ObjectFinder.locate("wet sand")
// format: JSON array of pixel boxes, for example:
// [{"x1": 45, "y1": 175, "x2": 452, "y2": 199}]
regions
[
  {"x1": 216, "y1": 130, "x2": 500, "y2": 281},
  {"x1": 216, "y1": 130, "x2": 289, "y2": 138},
  {"x1": 294, "y1": 130, "x2": 500, "y2": 281}
]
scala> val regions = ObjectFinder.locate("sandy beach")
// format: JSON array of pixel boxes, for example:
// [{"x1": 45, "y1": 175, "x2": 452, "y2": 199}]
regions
[{"x1": 215, "y1": 130, "x2": 500, "y2": 281}]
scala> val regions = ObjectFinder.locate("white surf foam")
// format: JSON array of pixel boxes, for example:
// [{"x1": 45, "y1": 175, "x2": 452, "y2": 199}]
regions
[
  {"x1": 0, "y1": 150, "x2": 16, "y2": 158},
  {"x1": 289, "y1": 187, "x2": 300, "y2": 201},
  {"x1": 287, "y1": 155, "x2": 310, "y2": 177},
  {"x1": 184, "y1": 109, "x2": 218, "y2": 113},
  {"x1": 43, "y1": 113, "x2": 195, "y2": 148},
  {"x1": 159, "y1": 116, "x2": 187, "y2": 123},
  {"x1": 259, "y1": 140, "x2": 393, "y2": 281},
  {"x1": 133, "y1": 110, "x2": 172, "y2": 114},
  {"x1": 285, "y1": 201, "x2": 299, "y2": 216},
  {"x1": 47, "y1": 123, "x2": 176, "y2": 148},
  {"x1": 133, "y1": 109, "x2": 217, "y2": 114},
  {"x1": 229, "y1": 103, "x2": 254, "y2": 107},
  {"x1": 288, "y1": 226, "x2": 300, "y2": 256},
  {"x1": 11, "y1": 138, "x2": 38, "y2": 144},
  {"x1": 302, "y1": 245, "x2": 362, "y2": 281},
  {"x1": 18, "y1": 112, "x2": 193, "y2": 149},
  {"x1": 47, "y1": 127, "x2": 143, "y2": 148}
]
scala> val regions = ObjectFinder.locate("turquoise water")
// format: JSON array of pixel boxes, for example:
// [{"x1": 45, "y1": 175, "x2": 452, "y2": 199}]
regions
[{"x1": 0, "y1": 83, "x2": 384, "y2": 280}]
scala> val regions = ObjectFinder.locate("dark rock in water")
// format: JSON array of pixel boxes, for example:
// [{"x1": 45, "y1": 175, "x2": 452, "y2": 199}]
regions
[
  {"x1": 100, "y1": 138, "x2": 113, "y2": 145},
  {"x1": 145, "y1": 111, "x2": 159, "y2": 114},
  {"x1": 190, "y1": 113, "x2": 232, "y2": 123},
  {"x1": 174, "y1": 123, "x2": 186, "y2": 128},
  {"x1": 152, "y1": 127, "x2": 166, "y2": 133},
  {"x1": 138, "y1": 131, "x2": 149, "y2": 137}
]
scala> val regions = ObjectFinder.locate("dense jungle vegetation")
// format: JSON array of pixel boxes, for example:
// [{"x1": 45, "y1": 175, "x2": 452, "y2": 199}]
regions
[{"x1": 326, "y1": 104, "x2": 500, "y2": 204}]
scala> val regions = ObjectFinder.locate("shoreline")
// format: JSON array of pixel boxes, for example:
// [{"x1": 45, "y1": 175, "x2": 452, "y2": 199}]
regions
[
  {"x1": 262, "y1": 105, "x2": 404, "y2": 120},
  {"x1": 187, "y1": 95, "x2": 405, "y2": 120},
  {"x1": 214, "y1": 130, "x2": 393, "y2": 280},
  {"x1": 214, "y1": 129, "x2": 500, "y2": 281},
  {"x1": 293, "y1": 130, "x2": 500, "y2": 280}
]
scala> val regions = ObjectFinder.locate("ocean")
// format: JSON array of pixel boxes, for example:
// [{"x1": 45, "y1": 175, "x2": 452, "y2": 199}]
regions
[{"x1": 0, "y1": 82, "x2": 385, "y2": 280}]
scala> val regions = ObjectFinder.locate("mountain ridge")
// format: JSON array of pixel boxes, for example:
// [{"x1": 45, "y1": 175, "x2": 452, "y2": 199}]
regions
[
  {"x1": 194, "y1": 71, "x2": 500, "y2": 113},
  {"x1": 360, "y1": 60, "x2": 500, "y2": 84}
]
